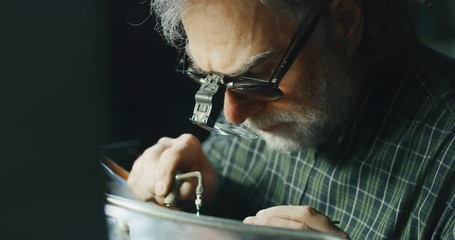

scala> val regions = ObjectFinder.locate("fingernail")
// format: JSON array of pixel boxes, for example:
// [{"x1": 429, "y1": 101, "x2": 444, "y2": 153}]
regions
[
  {"x1": 155, "y1": 181, "x2": 165, "y2": 196},
  {"x1": 243, "y1": 217, "x2": 252, "y2": 223}
]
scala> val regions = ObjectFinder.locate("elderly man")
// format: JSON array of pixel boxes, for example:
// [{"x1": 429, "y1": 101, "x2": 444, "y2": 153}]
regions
[{"x1": 127, "y1": 0, "x2": 455, "y2": 239}]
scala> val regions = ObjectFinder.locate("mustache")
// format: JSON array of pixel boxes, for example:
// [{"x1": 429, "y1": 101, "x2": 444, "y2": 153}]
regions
[{"x1": 245, "y1": 109, "x2": 298, "y2": 130}]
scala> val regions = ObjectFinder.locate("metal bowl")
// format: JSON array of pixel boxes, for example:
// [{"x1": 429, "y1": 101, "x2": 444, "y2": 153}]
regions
[{"x1": 105, "y1": 194, "x2": 343, "y2": 240}]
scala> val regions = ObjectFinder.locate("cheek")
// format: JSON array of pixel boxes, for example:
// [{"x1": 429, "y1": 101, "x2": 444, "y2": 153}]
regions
[{"x1": 274, "y1": 46, "x2": 322, "y2": 109}]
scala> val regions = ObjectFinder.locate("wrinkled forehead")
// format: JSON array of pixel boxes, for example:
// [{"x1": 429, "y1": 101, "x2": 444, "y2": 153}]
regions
[{"x1": 181, "y1": 0, "x2": 295, "y2": 75}]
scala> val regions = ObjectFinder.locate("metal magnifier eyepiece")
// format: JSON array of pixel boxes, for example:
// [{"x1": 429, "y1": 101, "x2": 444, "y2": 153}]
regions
[{"x1": 190, "y1": 74, "x2": 258, "y2": 138}]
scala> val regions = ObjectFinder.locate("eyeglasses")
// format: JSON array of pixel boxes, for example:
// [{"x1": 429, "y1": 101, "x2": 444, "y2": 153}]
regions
[{"x1": 176, "y1": 4, "x2": 325, "y2": 137}]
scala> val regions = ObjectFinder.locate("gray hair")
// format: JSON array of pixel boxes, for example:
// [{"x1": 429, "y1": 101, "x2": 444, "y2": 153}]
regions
[
  {"x1": 150, "y1": 0, "x2": 186, "y2": 48},
  {"x1": 150, "y1": 0, "x2": 315, "y2": 48},
  {"x1": 150, "y1": 0, "x2": 427, "y2": 60}
]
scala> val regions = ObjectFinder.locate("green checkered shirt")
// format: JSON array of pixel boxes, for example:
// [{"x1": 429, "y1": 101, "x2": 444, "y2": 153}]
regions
[{"x1": 202, "y1": 42, "x2": 455, "y2": 240}]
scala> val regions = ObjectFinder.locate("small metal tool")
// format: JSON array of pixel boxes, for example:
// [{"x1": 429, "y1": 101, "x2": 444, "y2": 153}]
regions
[
  {"x1": 163, "y1": 172, "x2": 183, "y2": 208},
  {"x1": 163, "y1": 171, "x2": 204, "y2": 215}
]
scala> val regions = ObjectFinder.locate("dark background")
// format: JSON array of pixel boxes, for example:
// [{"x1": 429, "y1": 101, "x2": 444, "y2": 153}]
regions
[
  {"x1": 109, "y1": 1, "x2": 210, "y2": 143},
  {"x1": 1, "y1": 1, "x2": 112, "y2": 239},
  {"x1": 106, "y1": 0, "x2": 214, "y2": 170}
]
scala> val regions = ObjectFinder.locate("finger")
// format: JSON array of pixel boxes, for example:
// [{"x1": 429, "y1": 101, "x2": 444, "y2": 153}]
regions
[
  {"x1": 157, "y1": 137, "x2": 175, "y2": 147},
  {"x1": 140, "y1": 143, "x2": 171, "y2": 195},
  {"x1": 178, "y1": 178, "x2": 198, "y2": 199},
  {"x1": 127, "y1": 161, "x2": 152, "y2": 201},
  {"x1": 256, "y1": 206, "x2": 346, "y2": 237},
  {"x1": 126, "y1": 174, "x2": 153, "y2": 200},
  {"x1": 244, "y1": 216, "x2": 312, "y2": 231},
  {"x1": 152, "y1": 146, "x2": 183, "y2": 199},
  {"x1": 127, "y1": 143, "x2": 169, "y2": 201},
  {"x1": 153, "y1": 134, "x2": 201, "y2": 198}
]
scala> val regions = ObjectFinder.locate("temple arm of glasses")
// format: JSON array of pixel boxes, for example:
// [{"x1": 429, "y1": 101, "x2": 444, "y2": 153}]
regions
[
  {"x1": 225, "y1": 80, "x2": 274, "y2": 90},
  {"x1": 270, "y1": 3, "x2": 326, "y2": 84}
]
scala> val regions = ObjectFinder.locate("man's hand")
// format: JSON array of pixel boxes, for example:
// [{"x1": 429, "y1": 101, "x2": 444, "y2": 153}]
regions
[
  {"x1": 127, "y1": 134, "x2": 218, "y2": 206},
  {"x1": 243, "y1": 206, "x2": 349, "y2": 239}
]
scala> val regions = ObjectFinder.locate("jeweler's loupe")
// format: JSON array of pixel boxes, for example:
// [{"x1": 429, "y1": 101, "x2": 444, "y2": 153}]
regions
[{"x1": 189, "y1": 74, "x2": 258, "y2": 139}]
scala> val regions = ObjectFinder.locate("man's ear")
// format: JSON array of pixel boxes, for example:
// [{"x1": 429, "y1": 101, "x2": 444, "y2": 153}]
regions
[{"x1": 326, "y1": 0, "x2": 364, "y2": 58}]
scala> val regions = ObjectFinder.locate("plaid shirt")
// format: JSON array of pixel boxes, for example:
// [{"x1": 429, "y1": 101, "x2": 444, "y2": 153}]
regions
[{"x1": 202, "y1": 42, "x2": 455, "y2": 240}]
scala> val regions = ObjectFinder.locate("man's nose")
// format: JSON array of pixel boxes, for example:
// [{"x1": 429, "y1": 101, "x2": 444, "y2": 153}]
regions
[{"x1": 223, "y1": 90, "x2": 265, "y2": 124}]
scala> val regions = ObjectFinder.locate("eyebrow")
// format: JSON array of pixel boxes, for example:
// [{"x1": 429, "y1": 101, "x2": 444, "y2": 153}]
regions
[{"x1": 185, "y1": 49, "x2": 274, "y2": 77}]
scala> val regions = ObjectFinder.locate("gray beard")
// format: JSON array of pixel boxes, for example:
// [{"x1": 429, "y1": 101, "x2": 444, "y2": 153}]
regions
[{"x1": 244, "y1": 43, "x2": 359, "y2": 152}]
